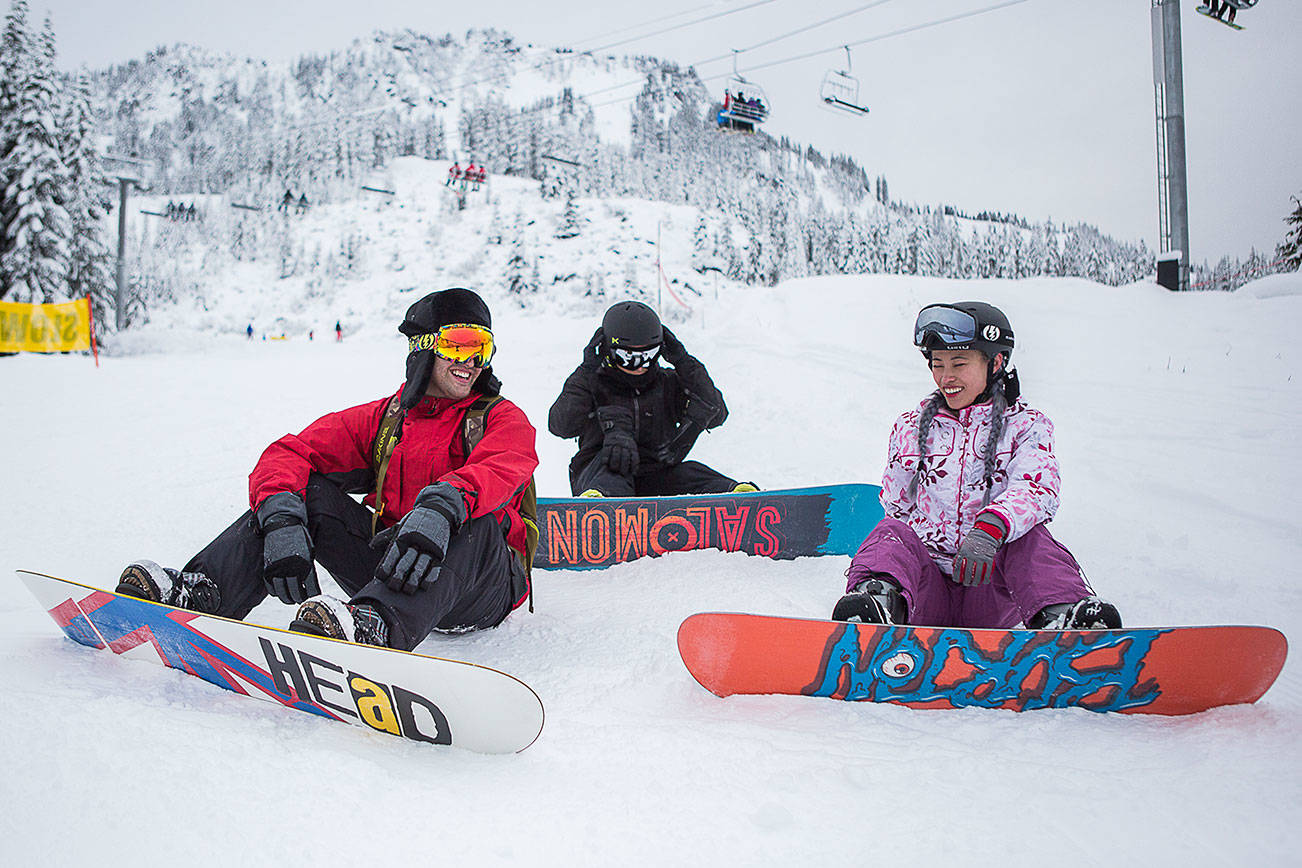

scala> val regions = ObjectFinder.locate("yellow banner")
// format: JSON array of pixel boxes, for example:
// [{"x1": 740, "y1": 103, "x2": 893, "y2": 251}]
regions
[{"x1": 0, "y1": 297, "x2": 92, "y2": 353}]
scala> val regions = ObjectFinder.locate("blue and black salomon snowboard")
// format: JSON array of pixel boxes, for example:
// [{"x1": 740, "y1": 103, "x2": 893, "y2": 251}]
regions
[{"x1": 534, "y1": 484, "x2": 882, "y2": 570}]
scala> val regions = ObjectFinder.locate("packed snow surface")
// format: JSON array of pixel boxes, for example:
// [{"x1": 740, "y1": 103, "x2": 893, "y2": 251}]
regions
[{"x1": 2, "y1": 271, "x2": 1300, "y2": 865}]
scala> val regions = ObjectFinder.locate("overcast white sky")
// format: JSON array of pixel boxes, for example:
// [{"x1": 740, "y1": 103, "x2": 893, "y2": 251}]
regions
[{"x1": 31, "y1": 0, "x2": 1302, "y2": 265}]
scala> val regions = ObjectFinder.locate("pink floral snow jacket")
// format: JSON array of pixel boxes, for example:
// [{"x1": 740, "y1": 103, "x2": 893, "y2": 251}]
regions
[{"x1": 880, "y1": 395, "x2": 1060, "y2": 571}]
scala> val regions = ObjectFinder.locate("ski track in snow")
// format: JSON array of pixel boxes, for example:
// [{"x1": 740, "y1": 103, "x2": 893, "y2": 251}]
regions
[{"x1": 2, "y1": 272, "x2": 1301, "y2": 865}]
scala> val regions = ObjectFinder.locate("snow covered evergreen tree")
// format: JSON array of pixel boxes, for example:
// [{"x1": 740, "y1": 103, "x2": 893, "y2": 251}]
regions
[
  {"x1": 59, "y1": 72, "x2": 114, "y2": 318},
  {"x1": 1, "y1": 9, "x2": 73, "y2": 302},
  {"x1": 0, "y1": 0, "x2": 33, "y2": 298},
  {"x1": 555, "y1": 189, "x2": 581, "y2": 239},
  {"x1": 691, "y1": 215, "x2": 710, "y2": 272},
  {"x1": 504, "y1": 235, "x2": 534, "y2": 302},
  {"x1": 1277, "y1": 195, "x2": 1302, "y2": 272}
]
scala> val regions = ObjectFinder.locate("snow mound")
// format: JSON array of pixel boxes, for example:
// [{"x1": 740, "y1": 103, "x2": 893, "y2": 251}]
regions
[{"x1": 1235, "y1": 269, "x2": 1302, "y2": 299}]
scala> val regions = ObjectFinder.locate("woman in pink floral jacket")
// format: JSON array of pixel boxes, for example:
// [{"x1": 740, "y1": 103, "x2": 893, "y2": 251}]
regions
[{"x1": 833, "y1": 301, "x2": 1121, "y2": 630}]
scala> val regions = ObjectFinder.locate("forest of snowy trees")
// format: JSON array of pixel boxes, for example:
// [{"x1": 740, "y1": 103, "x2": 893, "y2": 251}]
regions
[
  {"x1": 1, "y1": 2, "x2": 1295, "y2": 333},
  {"x1": 0, "y1": 0, "x2": 114, "y2": 320}
]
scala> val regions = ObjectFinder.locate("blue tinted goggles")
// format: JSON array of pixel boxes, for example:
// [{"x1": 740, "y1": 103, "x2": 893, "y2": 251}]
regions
[{"x1": 914, "y1": 305, "x2": 977, "y2": 348}]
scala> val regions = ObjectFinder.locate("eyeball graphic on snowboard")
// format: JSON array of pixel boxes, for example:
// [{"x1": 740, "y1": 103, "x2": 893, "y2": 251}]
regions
[{"x1": 881, "y1": 651, "x2": 917, "y2": 678}]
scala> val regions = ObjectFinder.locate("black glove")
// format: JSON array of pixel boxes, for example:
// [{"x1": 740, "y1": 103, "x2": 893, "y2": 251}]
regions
[
  {"x1": 683, "y1": 394, "x2": 719, "y2": 428},
  {"x1": 373, "y1": 482, "x2": 467, "y2": 595},
  {"x1": 654, "y1": 394, "x2": 719, "y2": 465},
  {"x1": 582, "y1": 328, "x2": 606, "y2": 370},
  {"x1": 952, "y1": 511, "x2": 1008, "y2": 587},
  {"x1": 660, "y1": 326, "x2": 688, "y2": 366},
  {"x1": 596, "y1": 405, "x2": 638, "y2": 476},
  {"x1": 256, "y1": 492, "x2": 319, "y2": 605}
]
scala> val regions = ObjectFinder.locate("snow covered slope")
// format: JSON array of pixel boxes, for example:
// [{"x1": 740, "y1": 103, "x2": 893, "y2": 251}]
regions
[{"x1": 1, "y1": 271, "x2": 1300, "y2": 865}]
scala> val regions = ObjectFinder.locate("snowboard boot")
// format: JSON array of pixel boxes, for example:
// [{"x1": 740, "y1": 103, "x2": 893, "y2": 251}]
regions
[
  {"x1": 1027, "y1": 597, "x2": 1122, "y2": 630},
  {"x1": 117, "y1": 559, "x2": 221, "y2": 614},
  {"x1": 291, "y1": 595, "x2": 390, "y2": 647},
  {"x1": 831, "y1": 575, "x2": 907, "y2": 625}
]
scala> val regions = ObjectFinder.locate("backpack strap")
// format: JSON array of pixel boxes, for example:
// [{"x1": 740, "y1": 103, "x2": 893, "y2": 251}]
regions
[
  {"x1": 464, "y1": 395, "x2": 539, "y2": 612},
  {"x1": 369, "y1": 393, "x2": 406, "y2": 535}
]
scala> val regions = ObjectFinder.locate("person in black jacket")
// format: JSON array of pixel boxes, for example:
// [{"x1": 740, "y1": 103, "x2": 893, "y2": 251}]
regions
[{"x1": 549, "y1": 301, "x2": 755, "y2": 497}]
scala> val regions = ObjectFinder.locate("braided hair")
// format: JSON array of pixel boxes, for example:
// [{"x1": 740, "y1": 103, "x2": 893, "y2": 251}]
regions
[
  {"x1": 907, "y1": 391, "x2": 947, "y2": 501},
  {"x1": 979, "y1": 377, "x2": 1008, "y2": 507},
  {"x1": 908, "y1": 355, "x2": 1011, "y2": 507}
]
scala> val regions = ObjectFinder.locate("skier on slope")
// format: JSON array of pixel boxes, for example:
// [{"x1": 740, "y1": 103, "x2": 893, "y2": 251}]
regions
[
  {"x1": 116, "y1": 288, "x2": 539, "y2": 650},
  {"x1": 832, "y1": 301, "x2": 1122, "y2": 630},
  {"x1": 548, "y1": 300, "x2": 755, "y2": 497}
]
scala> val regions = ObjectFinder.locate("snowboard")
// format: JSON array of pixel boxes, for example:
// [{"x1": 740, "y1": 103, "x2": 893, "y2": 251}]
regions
[
  {"x1": 18, "y1": 570, "x2": 544, "y2": 753},
  {"x1": 1195, "y1": 6, "x2": 1244, "y2": 29},
  {"x1": 535, "y1": 484, "x2": 883, "y2": 570},
  {"x1": 677, "y1": 612, "x2": 1287, "y2": 716}
]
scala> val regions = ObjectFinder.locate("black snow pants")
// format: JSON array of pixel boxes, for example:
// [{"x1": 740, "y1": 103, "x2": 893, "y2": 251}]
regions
[
  {"x1": 570, "y1": 456, "x2": 739, "y2": 498},
  {"x1": 185, "y1": 473, "x2": 524, "y2": 650}
]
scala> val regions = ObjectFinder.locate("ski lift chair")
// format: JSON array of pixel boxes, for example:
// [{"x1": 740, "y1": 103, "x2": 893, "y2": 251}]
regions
[
  {"x1": 716, "y1": 79, "x2": 770, "y2": 132},
  {"x1": 819, "y1": 47, "x2": 870, "y2": 116},
  {"x1": 715, "y1": 51, "x2": 771, "y2": 132}
]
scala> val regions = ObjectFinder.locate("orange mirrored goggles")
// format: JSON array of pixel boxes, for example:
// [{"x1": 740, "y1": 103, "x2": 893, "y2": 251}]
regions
[{"x1": 408, "y1": 324, "x2": 495, "y2": 366}]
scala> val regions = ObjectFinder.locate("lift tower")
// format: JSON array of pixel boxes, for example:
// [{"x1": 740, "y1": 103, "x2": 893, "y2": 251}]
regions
[{"x1": 1151, "y1": 0, "x2": 1190, "y2": 290}]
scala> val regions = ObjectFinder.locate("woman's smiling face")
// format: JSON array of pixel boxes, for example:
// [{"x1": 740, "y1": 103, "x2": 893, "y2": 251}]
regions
[{"x1": 928, "y1": 348, "x2": 1001, "y2": 410}]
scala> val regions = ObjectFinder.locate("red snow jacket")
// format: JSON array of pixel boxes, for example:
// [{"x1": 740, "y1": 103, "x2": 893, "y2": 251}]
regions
[{"x1": 249, "y1": 388, "x2": 539, "y2": 588}]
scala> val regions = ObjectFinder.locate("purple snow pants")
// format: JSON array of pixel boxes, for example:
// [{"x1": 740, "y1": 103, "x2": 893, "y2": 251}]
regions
[{"x1": 845, "y1": 518, "x2": 1093, "y2": 628}]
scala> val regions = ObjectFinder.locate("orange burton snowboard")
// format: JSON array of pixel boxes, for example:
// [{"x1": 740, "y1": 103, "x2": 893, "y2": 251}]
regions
[{"x1": 677, "y1": 613, "x2": 1287, "y2": 715}]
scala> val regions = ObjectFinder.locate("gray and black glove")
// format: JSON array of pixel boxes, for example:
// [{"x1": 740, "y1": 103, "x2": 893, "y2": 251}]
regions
[
  {"x1": 952, "y1": 511, "x2": 1008, "y2": 587},
  {"x1": 256, "y1": 491, "x2": 319, "y2": 604},
  {"x1": 596, "y1": 405, "x2": 638, "y2": 476},
  {"x1": 373, "y1": 482, "x2": 467, "y2": 595}
]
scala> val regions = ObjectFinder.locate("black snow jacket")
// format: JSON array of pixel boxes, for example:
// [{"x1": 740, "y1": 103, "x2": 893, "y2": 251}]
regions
[{"x1": 548, "y1": 329, "x2": 728, "y2": 478}]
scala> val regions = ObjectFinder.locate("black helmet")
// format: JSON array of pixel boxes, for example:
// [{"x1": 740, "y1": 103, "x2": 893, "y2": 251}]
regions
[
  {"x1": 914, "y1": 301, "x2": 1014, "y2": 362},
  {"x1": 602, "y1": 301, "x2": 663, "y2": 370}
]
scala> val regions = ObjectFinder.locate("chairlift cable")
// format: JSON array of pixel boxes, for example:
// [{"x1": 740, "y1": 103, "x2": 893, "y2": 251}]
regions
[
  {"x1": 562, "y1": 0, "x2": 894, "y2": 97},
  {"x1": 725, "y1": 0, "x2": 1035, "y2": 79},
  {"x1": 583, "y1": 0, "x2": 786, "y2": 56},
  {"x1": 521, "y1": 0, "x2": 898, "y2": 107},
  {"x1": 568, "y1": 1, "x2": 732, "y2": 51},
  {"x1": 691, "y1": 0, "x2": 896, "y2": 70},
  {"x1": 556, "y1": 0, "x2": 1035, "y2": 114}
]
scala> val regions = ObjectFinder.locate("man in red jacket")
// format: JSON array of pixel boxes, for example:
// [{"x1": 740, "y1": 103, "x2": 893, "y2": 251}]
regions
[{"x1": 116, "y1": 288, "x2": 539, "y2": 650}]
